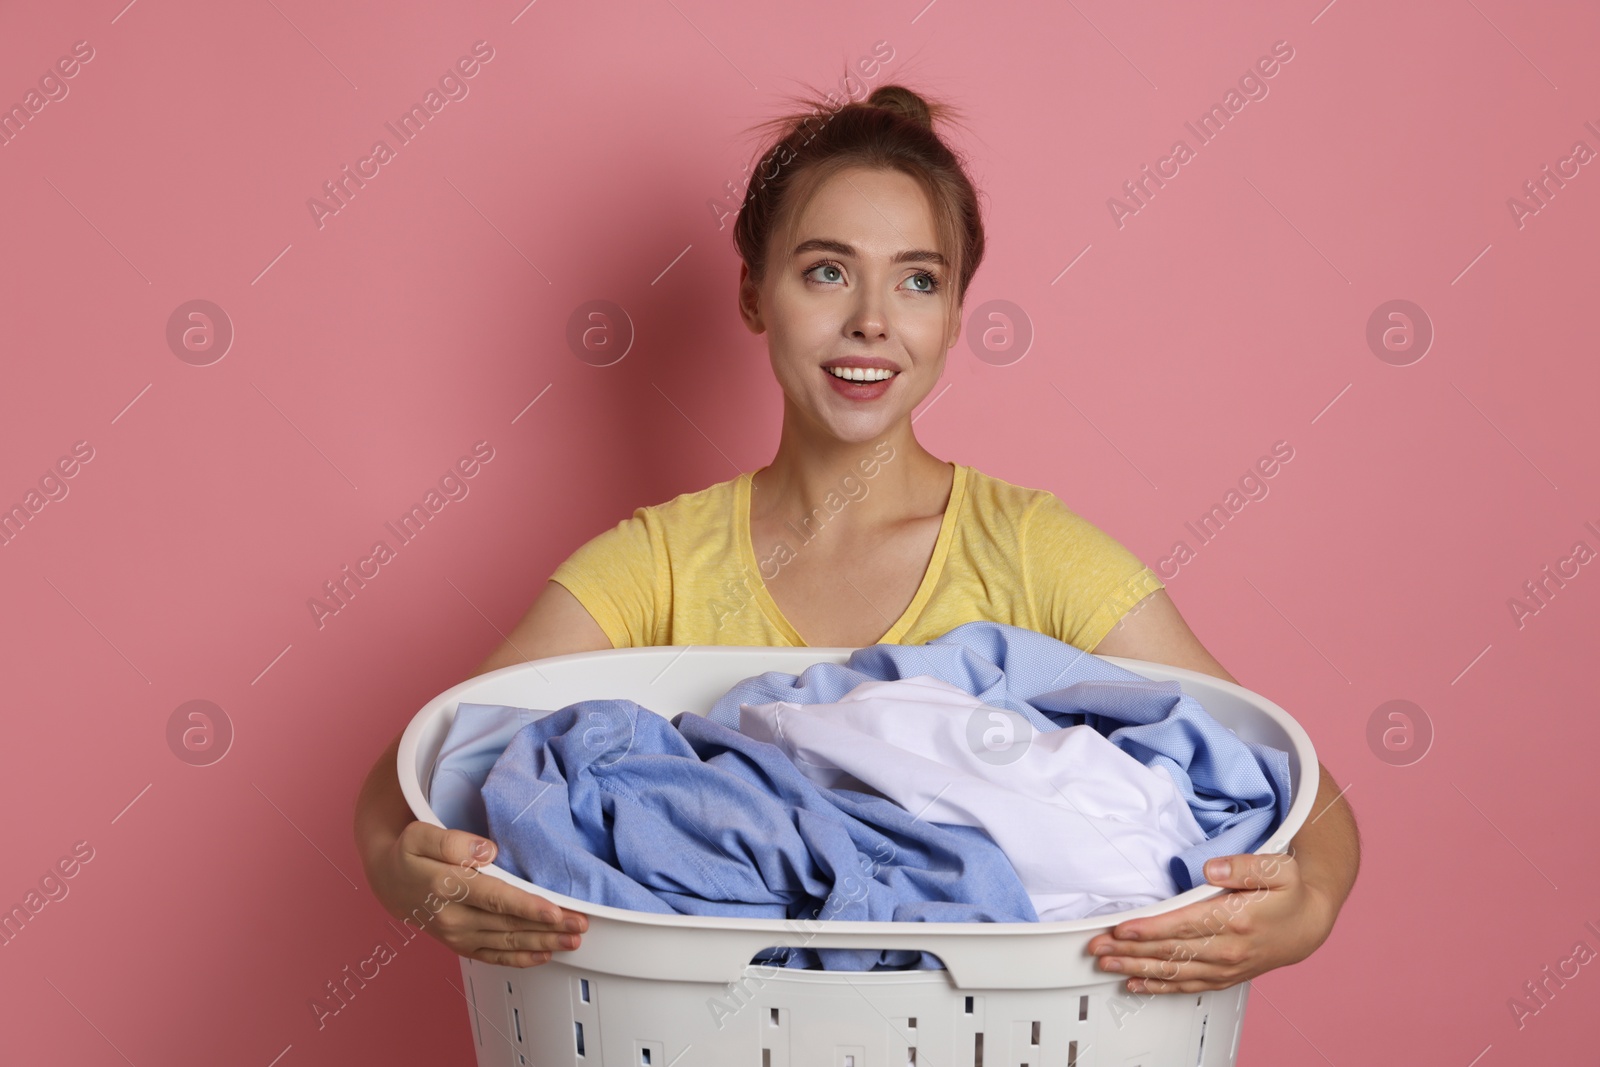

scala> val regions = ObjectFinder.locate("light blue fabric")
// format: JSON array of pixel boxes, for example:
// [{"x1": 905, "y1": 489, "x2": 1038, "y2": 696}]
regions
[
  {"x1": 480, "y1": 700, "x2": 1039, "y2": 971},
  {"x1": 430, "y1": 703, "x2": 552, "y2": 839},
  {"x1": 706, "y1": 621, "x2": 1294, "y2": 893}
]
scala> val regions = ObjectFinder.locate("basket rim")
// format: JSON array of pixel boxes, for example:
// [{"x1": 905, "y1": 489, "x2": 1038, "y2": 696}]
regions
[{"x1": 397, "y1": 644, "x2": 1319, "y2": 936}]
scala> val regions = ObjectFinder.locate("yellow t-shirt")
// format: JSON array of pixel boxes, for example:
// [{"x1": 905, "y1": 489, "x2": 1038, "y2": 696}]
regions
[{"x1": 549, "y1": 462, "x2": 1164, "y2": 650}]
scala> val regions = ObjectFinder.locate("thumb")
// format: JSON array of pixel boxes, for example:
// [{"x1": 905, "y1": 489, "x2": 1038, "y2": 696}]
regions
[
  {"x1": 439, "y1": 828, "x2": 497, "y2": 868},
  {"x1": 469, "y1": 835, "x2": 497, "y2": 865},
  {"x1": 1203, "y1": 850, "x2": 1297, "y2": 891}
]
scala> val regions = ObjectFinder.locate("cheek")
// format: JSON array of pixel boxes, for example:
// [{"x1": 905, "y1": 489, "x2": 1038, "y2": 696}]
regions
[
  {"x1": 764, "y1": 327, "x2": 818, "y2": 393},
  {"x1": 905, "y1": 304, "x2": 953, "y2": 358},
  {"x1": 785, "y1": 289, "x2": 834, "y2": 329},
  {"x1": 902, "y1": 312, "x2": 939, "y2": 349},
  {"x1": 770, "y1": 303, "x2": 833, "y2": 357}
]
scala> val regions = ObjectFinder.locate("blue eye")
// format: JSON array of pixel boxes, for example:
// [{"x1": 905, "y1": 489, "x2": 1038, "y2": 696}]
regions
[{"x1": 803, "y1": 261, "x2": 943, "y2": 294}]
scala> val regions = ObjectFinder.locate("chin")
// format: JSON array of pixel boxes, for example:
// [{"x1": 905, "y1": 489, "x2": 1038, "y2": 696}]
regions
[
  {"x1": 817, "y1": 410, "x2": 901, "y2": 444},
  {"x1": 783, "y1": 380, "x2": 909, "y2": 442}
]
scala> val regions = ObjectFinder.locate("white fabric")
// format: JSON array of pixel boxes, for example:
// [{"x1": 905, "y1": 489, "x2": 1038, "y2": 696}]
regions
[{"x1": 739, "y1": 675, "x2": 1209, "y2": 920}]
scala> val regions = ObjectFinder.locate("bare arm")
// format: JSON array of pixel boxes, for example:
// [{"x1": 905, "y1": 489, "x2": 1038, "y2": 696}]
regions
[
  {"x1": 1085, "y1": 588, "x2": 1360, "y2": 993},
  {"x1": 353, "y1": 580, "x2": 614, "y2": 967}
]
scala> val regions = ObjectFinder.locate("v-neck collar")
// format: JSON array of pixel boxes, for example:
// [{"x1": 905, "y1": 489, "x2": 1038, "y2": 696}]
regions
[{"x1": 735, "y1": 462, "x2": 967, "y2": 647}]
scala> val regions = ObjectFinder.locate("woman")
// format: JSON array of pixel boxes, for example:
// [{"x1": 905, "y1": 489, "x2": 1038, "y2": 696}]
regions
[{"x1": 354, "y1": 84, "x2": 1358, "y2": 996}]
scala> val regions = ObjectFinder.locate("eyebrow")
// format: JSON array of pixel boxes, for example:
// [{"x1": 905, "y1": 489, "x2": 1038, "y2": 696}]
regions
[{"x1": 791, "y1": 237, "x2": 947, "y2": 268}]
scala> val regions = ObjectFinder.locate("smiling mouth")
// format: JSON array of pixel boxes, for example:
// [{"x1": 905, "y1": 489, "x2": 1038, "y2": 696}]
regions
[{"x1": 825, "y1": 366, "x2": 898, "y2": 382}]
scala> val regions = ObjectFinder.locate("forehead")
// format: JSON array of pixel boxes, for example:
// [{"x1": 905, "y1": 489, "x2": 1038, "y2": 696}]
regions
[{"x1": 788, "y1": 166, "x2": 940, "y2": 251}]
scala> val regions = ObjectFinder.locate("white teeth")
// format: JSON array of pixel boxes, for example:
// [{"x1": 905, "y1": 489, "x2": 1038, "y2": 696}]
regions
[{"x1": 826, "y1": 366, "x2": 896, "y2": 382}]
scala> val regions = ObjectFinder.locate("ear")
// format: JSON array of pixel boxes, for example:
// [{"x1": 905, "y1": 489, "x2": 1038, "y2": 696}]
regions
[{"x1": 737, "y1": 261, "x2": 765, "y2": 335}]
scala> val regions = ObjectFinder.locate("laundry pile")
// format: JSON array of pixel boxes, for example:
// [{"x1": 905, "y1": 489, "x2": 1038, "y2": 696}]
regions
[{"x1": 428, "y1": 621, "x2": 1293, "y2": 971}]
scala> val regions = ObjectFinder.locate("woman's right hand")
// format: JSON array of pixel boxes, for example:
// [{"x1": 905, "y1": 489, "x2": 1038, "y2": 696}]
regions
[
  {"x1": 369, "y1": 819, "x2": 589, "y2": 967},
  {"x1": 355, "y1": 579, "x2": 613, "y2": 966}
]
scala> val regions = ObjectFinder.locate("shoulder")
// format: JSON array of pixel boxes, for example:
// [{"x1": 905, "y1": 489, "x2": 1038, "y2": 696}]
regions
[
  {"x1": 956, "y1": 464, "x2": 1055, "y2": 526},
  {"x1": 559, "y1": 473, "x2": 748, "y2": 588},
  {"x1": 643, "y1": 471, "x2": 744, "y2": 524},
  {"x1": 549, "y1": 472, "x2": 747, "y2": 648},
  {"x1": 957, "y1": 466, "x2": 1100, "y2": 557},
  {"x1": 572, "y1": 471, "x2": 744, "y2": 542},
  {"x1": 959, "y1": 465, "x2": 1123, "y2": 536},
  {"x1": 960, "y1": 467, "x2": 1142, "y2": 580},
  {"x1": 953, "y1": 464, "x2": 1129, "y2": 574}
]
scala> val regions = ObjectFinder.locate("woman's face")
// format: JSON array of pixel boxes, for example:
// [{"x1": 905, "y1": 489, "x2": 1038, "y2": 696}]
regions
[{"x1": 739, "y1": 165, "x2": 962, "y2": 446}]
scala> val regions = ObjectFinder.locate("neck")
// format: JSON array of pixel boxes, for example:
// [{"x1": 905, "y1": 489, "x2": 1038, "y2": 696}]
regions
[{"x1": 752, "y1": 410, "x2": 951, "y2": 531}]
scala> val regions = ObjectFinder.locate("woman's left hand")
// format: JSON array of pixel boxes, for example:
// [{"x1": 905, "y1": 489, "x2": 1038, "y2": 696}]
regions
[{"x1": 1084, "y1": 850, "x2": 1334, "y2": 994}]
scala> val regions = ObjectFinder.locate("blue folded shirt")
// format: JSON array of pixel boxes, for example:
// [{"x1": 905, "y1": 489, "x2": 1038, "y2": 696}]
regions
[{"x1": 481, "y1": 700, "x2": 1038, "y2": 970}]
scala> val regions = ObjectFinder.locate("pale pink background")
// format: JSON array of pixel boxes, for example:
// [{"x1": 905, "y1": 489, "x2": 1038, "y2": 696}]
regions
[{"x1": 2, "y1": 0, "x2": 1597, "y2": 1063}]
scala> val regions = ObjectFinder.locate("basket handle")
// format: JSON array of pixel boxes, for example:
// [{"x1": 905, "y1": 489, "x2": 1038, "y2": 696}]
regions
[{"x1": 568, "y1": 913, "x2": 1114, "y2": 990}]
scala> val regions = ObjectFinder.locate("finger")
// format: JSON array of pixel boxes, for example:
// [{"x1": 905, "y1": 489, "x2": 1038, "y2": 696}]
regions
[
  {"x1": 451, "y1": 870, "x2": 592, "y2": 935},
  {"x1": 1095, "y1": 929, "x2": 1256, "y2": 976},
  {"x1": 441, "y1": 827, "x2": 500, "y2": 868},
  {"x1": 423, "y1": 834, "x2": 591, "y2": 932},
  {"x1": 1202, "y1": 850, "x2": 1299, "y2": 892},
  {"x1": 466, "y1": 925, "x2": 583, "y2": 956},
  {"x1": 394, "y1": 824, "x2": 592, "y2": 933},
  {"x1": 468, "y1": 947, "x2": 553, "y2": 968},
  {"x1": 436, "y1": 861, "x2": 566, "y2": 926},
  {"x1": 472, "y1": 904, "x2": 589, "y2": 935},
  {"x1": 1094, "y1": 891, "x2": 1250, "y2": 946},
  {"x1": 1125, "y1": 973, "x2": 1237, "y2": 995},
  {"x1": 468, "y1": 877, "x2": 574, "y2": 927},
  {"x1": 1093, "y1": 935, "x2": 1235, "y2": 966},
  {"x1": 398, "y1": 821, "x2": 498, "y2": 868},
  {"x1": 1099, "y1": 950, "x2": 1246, "y2": 987}
]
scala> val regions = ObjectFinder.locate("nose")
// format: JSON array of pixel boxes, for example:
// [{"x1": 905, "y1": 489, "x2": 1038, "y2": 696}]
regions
[{"x1": 846, "y1": 286, "x2": 888, "y2": 342}]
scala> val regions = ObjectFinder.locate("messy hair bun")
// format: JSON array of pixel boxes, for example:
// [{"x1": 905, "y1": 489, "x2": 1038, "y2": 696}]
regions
[
  {"x1": 862, "y1": 84, "x2": 935, "y2": 130},
  {"x1": 732, "y1": 78, "x2": 985, "y2": 316}
]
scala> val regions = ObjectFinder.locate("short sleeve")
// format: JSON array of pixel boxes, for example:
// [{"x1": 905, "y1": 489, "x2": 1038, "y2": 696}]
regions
[
  {"x1": 548, "y1": 509, "x2": 665, "y2": 649},
  {"x1": 1021, "y1": 493, "x2": 1165, "y2": 650}
]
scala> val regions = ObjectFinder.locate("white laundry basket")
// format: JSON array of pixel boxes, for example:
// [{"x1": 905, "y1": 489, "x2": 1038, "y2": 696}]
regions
[{"x1": 398, "y1": 645, "x2": 1318, "y2": 1067}]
